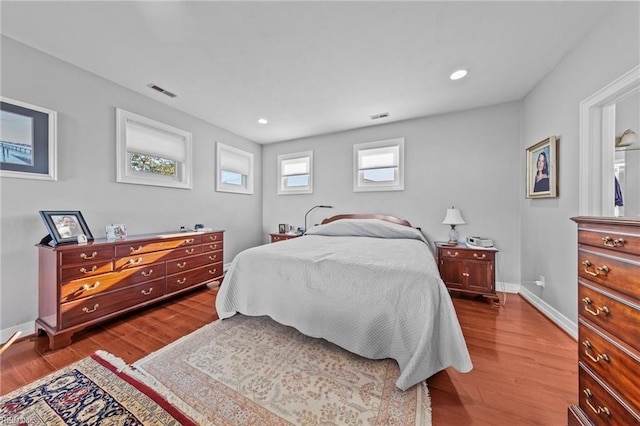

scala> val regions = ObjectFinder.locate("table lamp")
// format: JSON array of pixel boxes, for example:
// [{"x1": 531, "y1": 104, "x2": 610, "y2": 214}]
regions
[{"x1": 442, "y1": 207, "x2": 465, "y2": 244}]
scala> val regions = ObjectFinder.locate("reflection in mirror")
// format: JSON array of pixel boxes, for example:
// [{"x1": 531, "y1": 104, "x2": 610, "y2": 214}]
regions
[{"x1": 614, "y1": 92, "x2": 640, "y2": 217}]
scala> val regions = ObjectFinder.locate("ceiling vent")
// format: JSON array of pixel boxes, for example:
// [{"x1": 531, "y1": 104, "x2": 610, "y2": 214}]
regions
[
  {"x1": 369, "y1": 112, "x2": 390, "y2": 120},
  {"x1": 148, "y1": 83, "x2": 177, "y2": 98}
]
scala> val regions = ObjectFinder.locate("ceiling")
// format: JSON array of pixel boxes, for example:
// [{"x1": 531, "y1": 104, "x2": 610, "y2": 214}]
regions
[{"x1": 0, "y1": 1, "x2": 614, "y2": 144}]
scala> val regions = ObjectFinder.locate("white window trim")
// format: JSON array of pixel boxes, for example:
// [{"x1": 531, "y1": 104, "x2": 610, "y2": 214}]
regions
[
  {"x1": 353, "y1": 137, "x2": 405, "y2": 192},
  {"x1": 216, "y1": 142, "x2": 254, "y2": 195},
  {"x1": 278, "y1": 150, "x2": 313, "y2": 195},
  {"x1": 116, "y1": 108, "x2": 192, "y2": 189}
]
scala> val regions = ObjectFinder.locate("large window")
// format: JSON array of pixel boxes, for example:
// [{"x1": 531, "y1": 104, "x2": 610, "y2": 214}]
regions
[
  {"x1": 216, "y1": 142, "x2": 254, "y2": 194},
  {"x1": 353, "y1": 137, "x2": 404, "y2": 192},
  {"x1": 116, "y1": 108, "x2": 192, "y2": 189},
  {"x1": 278, "y1": 151, "x2": 313, "y2": 195}
]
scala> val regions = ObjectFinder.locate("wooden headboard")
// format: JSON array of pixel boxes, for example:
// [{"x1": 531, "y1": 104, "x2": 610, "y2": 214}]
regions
[{"x1": 321, "y1": 214, "x2": 412, "y2": 227}]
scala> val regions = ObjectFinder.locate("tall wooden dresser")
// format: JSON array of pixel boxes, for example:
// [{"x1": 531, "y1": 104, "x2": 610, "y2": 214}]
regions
[
  {"x1": 37, "y1": 230, "x2": 224, "y2": 350},
  {"x1": 569, "y1": 217, "x2": 640, "y2": 425}
]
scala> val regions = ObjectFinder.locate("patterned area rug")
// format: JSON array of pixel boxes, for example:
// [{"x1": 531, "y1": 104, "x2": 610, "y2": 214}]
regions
[
  {"x1": 0, "y1": 352, "x2": 196, "y2": 425},
  {"x1": 133, "y1": 315, "x2": 431, "y2": 426}
]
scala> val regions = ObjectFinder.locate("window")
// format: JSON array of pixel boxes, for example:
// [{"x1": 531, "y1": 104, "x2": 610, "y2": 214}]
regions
[
  {"x1": 116, "y1": 108, "x2": 192, "y2": 189},
  {"x1": 278, "y1": 151, "x2": 313, "y2": 195},
  {"x1": 353, "y1": 137, "x2": 404, "y2": 192},
  {"x1": 216, "y1": 142, "x2": 254, "y2": 194}
]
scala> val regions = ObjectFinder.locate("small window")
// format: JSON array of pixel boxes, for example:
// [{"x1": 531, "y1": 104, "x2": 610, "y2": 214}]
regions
[
  {"x1": 278, "y1": 151, "x2": 313, "y2": 195},
  {"x1": 116, "y1": 108, "x2": 192, "y2": 189},
  {"x1": 216, "y1": 142, "x2": 254, "y2": 194},
  {"x1": 353, "y1": 138, "x2": 404, "y2": 192}
]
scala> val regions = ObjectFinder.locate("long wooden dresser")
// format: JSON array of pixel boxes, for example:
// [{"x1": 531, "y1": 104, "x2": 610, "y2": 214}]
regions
[
  {"x1": 37, "y1": 230, "x2": 224, "y2": 350},
  {"x1": 569, "y1": 217, "x2": 640, "y2": 425}
]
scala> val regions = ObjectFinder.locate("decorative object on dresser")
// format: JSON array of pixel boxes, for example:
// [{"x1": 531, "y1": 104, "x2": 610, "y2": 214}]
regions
[
  {"x1": 436, "y1": 242, "x2": 499, "y2": 304},
  {"x1": 442, "y1": 206, "x2": 466, "y2": 244},
  {"x1": 36, "y1": 230, "x2": 224, "y2": 350},
  {"x1": 568, "y1": 217, "x2": 640, "y2": 426},
  {"x1": 39, "y1": 210, "x2": 94, "y2": 246},
  {"x1": 269, "y1": 233, "x2": 300, "y2": 243}
]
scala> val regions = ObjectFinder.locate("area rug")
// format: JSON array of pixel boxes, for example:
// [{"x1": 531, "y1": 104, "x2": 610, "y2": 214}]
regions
[
  {"x1": 0, "y1": 351, "x2": 196, "y2": 425},
  {"x1": 133, "y1": 315, "x2": 431, "y2": 425}
]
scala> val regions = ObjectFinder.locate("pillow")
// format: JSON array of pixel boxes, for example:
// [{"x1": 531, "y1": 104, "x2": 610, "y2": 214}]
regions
[{"x1": 305, "y1": 218, "x2": 427, "y2": 243}]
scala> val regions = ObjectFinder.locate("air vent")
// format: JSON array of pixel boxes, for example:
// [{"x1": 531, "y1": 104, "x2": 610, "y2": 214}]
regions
[
  {"x1": 148, "y1": 83, "x2": 177, "y2": 98},
  {"x1": 369, "y1": 112, "x2": 390, "y2": 120}
]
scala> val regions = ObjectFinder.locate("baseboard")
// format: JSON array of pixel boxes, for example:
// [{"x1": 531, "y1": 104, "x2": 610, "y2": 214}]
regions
[
  {"x1": 519, "y1": 286, "x2": 578, "y2": 340},
  {"x1": 496, "y1": 281, "x2": 520, "y2": 294},
  {"x1": 1, "y1": 321, "x2": 35, "y2": 344}
]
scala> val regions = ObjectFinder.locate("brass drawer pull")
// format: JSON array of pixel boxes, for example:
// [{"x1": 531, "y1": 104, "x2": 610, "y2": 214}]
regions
[
  {"x1": 582, "y1": 341, "x2": 610, "y2": 363},
  {"x1": 446, "y1": 251, "x2": 459, "y2": 257},
  {"x1": 185, "y1": 238, "x2": 194, "y2": 244},
  {"x1": 583, "y1": 389, "x2": 611, "y2": 416},
  {"x1": 82, "y1": 282, "x2": 100, "y2": 291},
  {"x1": 177, "y1": 278, "x2": 187, "y2": 284},
  {"x1": 80, "y1": 266, "x2": 97, "y2": 274},
  {"x1": 582, "y1": 297, "x2": 610, "y2": 316},
  {"x1": 582, "y1": 260, "x2": 610, "y2": 277},
  {"x1": 209, "y1": 244, "x2": 218, "y2": 250},
  {"x1": 130, "y1": 245, "x2": 143, "y2": 253},
  {"x1": 141, "y1": 269, "x2": 153, "y2": 277},
  {"x1": 462, "y1": 272, "x2": 470, "y2": 277},
  {"x1": 185, "y1": 248, "x2": 195, "y2": 254},
  {"x1": 602, "y1": 236, "x2": 626, "y2": 248},
  {"x1": 129, "y1": 257, "x2": 143, "y2": 265},
  {"x1": 209, "y1": 268, "x2": 218, "y2": 275},
  {"x1": 80, "y1": 251, "x2": 98, "y2": 260},
  {"x1": 141, "y1": 288, "x2": 153, "y2": 295},
  {"x1": 176, "y1": 261, "x2": 187, "y2": 268},
  {"x1": 209, "y1": 235, "x2": 218, "y2": 241},
  {"x1": 82, "y1": 304, "x2": 99, "y2": 314},
  {"x1": 473, "y1": 253, "x2": 486, "y2": 259},
  {"x1": 209, "y1": 254, "x2": 217, "y2": 261}
]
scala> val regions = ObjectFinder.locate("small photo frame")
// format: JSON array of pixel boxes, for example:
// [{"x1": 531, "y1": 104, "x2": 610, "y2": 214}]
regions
[
  {"x1": 1, "y1": 97, "x2": 57, "y2": 181},
  {"x1": 278, "y1": 224, "x2": 287, "y2": 233},
  {"x1": 106, "y1": 224, "x2": 127, "y2": 240},
  {"x1": 526, "y1": 136, "x2": 558, "y2": 199},
  {"x1": 39, "y1": 210, "x2": 94, "y2": 246}
]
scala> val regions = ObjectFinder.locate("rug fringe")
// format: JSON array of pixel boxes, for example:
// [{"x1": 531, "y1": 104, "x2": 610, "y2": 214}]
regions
[{"x1": 93, "y1": 350, "x2": 209, "y2": 425}]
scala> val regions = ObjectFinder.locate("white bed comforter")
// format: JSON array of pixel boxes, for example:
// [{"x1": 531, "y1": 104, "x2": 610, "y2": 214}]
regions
[{"x1": 215, "y1": 219, "x2": 473, "y2": 390}]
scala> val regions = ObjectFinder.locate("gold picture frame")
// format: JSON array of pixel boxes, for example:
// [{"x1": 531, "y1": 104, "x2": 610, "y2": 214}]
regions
[{"x1": 526, "y1": 136, "x2": 558, "y2": 199}]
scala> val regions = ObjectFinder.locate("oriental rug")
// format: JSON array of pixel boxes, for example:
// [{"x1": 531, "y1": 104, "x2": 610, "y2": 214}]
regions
[
  {"x1": 133, "y1": 315, "x2": 431, "y2": 426},
  {"x1": 0, "y1": 351, "x2": 197, "y2": 425}
]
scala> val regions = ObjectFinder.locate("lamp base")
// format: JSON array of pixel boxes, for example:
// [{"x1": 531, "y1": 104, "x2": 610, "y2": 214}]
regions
[{"x1": 448, "y1": 226, "x2": 459, "y2": 245}]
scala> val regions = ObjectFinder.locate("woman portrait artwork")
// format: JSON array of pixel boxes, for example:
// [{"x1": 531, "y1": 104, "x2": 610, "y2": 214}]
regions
[{"x1": 533, "y1": 149, "x2": 550, "y2": 193}]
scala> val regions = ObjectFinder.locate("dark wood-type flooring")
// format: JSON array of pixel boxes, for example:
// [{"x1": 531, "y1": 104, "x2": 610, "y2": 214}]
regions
[{"x1": 0, "y1": 285, "x2": 576, "y2": 425}]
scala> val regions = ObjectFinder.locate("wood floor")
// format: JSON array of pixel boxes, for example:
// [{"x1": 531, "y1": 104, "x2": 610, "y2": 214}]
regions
[{"x1": 0, "y1": 285, "x2": 577, "y2": 425}]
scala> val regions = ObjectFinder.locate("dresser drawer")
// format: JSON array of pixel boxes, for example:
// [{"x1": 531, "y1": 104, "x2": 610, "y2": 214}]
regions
[
  {"x1": 61, "y1": 262, "x2": 166, "y2": 303},
  {"x1": 115, "y1": 235, "x2": 202, "y2": 257},
  {"x1": 578, "y1": 245, "x2": 640, "y2": 300},
  {"x1": 438, "y1": 247, "x2": 494, "y2": 261},
  {"x1": 166, "y1": 252, "x2": 221, "y2": 275},
  {"x1": 59, "y1": 245, "x2": 113, "y2": 266},
  {"x1": 578, "y1": 320, "x2": 640, "y2": 411},
  {"x1": 578, "y1": 225, "x2": 640, "y2": 256},
  {"x1": 203, "y1": 232, "x2": 223, "y2": 243},
  {"x1": 578, "y1": 363, "x2": 640, "y2": 425},
  {"x1": 61, "y1": 278, "x2": 165, "y2": 328},
  {"x1": 166, "y1": 262, "x2": 223, "y2": 294},
  {"x1": 579, "y1": 282, "x2": 640, "y2": 353},
  {"x1": 60, "y1": 260, "x2": 113, "y2": 281},
  {"x1": 203, "y1": 241, "x2": 224, "y2": 252}
]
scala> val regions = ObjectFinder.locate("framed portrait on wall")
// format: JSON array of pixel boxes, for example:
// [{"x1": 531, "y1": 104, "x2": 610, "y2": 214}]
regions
[
  {"x1": 526, "y1": 136, "x2": 558, "y2": 199},
  {"x1": 1, "y1": 97, "x2": 57, "y2": 181}
]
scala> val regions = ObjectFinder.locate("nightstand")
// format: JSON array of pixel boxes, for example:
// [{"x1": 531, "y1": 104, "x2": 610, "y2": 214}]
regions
[
  {"x1": 270, "y1": 233, "x2": 300, "y2": 243},
  {"x1": 436, "y1": 242, "x2": 499, "y2": 302}
]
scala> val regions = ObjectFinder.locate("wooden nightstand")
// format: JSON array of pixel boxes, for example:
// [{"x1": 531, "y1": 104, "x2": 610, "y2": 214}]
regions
[
  {"x1": 436, "y1": 242, "x2": 498, "y2": 302},
  {"x1": 270, "y1": 233, "x2": 301, "y2": 243}
]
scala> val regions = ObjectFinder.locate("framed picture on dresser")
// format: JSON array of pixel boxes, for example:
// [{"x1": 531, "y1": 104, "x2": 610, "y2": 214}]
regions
[
  {"x1": 39, "y1": 210, "x2": 94, "y2": 246},
  {"x1": 526, "y1": 136, "x2": 558, "y2": 199}
]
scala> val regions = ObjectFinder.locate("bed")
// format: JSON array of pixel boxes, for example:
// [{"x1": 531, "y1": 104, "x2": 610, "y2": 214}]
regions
[{"x1": 215, "y1": 214, "x2": 473, "y2": 390}]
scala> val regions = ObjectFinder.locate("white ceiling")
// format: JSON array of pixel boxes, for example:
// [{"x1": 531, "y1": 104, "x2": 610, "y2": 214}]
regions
[{"x1": 1, "y1": 1, "x2": 614, "y2": 144}]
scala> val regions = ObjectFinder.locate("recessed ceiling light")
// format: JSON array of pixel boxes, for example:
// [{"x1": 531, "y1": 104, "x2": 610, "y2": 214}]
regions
[
  {"x1": 257, "y1": 118, "x2": 268, "y2": 125},
  {"x1": 450, "y1": 69, "x2": 469, "y2": 81}
]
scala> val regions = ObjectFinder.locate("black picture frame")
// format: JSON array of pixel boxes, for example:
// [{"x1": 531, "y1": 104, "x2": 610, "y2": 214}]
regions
[
  {"x1": 39, "y1": 210, "x2": 94, "y2": 246},
  {"x1": 1, "y1": 97, "x2": 57, "y2": 180},
  {"x1": 278, "y1": 224, "x2": 287, "y2": 233}
]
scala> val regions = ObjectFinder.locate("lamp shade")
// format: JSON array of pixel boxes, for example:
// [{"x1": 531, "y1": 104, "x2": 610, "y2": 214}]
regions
[{"x1": 442, "y1": 208, "x2": 466, "y2": 225}]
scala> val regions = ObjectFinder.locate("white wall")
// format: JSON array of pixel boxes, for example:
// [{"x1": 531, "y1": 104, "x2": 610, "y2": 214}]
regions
[
  {"x1": 520, "y1": 2, "x2": 640, "y2": 323},
  {"x1": 0, "y1": 37, "x2": 263, "y2": 337},
  {"x1": 262, "y1": 102, "x2": 522, "y2": 287}
]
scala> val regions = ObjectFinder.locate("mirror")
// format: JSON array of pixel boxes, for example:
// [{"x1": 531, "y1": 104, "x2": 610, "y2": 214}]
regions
[{"x1": 614, "y1": 92, "x2": 640, "y2": 217}]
